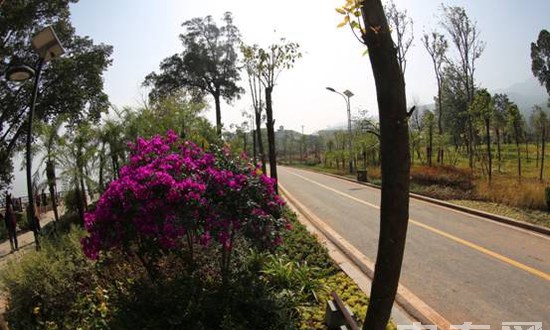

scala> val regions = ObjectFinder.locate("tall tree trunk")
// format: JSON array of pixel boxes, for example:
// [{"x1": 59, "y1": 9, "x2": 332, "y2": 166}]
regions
[
  {"x1": 540, "y1": 126, "x2": 546, "y2": 181},
  {"x1": 525, "y1": 138, "x2": 529, "y2": 162},
  {"x1": 214, "y1": 92, "x2": 222, "y2": 137},
  {"x1": 536, "y1": 136, "x2": 540, "y2": 168},
  {"x1": 428, "y1": 124, "x2": 433, "y2": 166},
  {"x1": 496, "y1": 127, "x2": 502, "y2": 172},
  {"x1": 46, "y1": 161, "x2": 59, "y2": 222},
  {"x1": 437, "y1": 80, "x2": 444, "y2": 165},
  {"x1": 99, "y1": 142, "x2": 106, "y2": 192},
  {"x1": 467, "y1": 116, "x2": 474, "y2": 169},
  {"x1": 360, "y1": 2, "x2": 410, "y2": 329},
  {"x1": 74, "y1": 174, "x2": 85, "y2": 225},
  {"x1": 252, "y1": 128, "x2": 257, "y2": 164},
  {"x1": 515, "y1": 127, "x2": 522, "y2": 183},
  {"x1": 485, "y1": 118, "x2": 492, "y2": 182},
  {"x1": 265, "y1": 86, "x2": 278, "y2": 193},
  {"x1": 255, "y1": 112, "x2": 267, "y2": 174},
  {"x1": 80, "y1": 171, "x2": 87, "y2": 211}
]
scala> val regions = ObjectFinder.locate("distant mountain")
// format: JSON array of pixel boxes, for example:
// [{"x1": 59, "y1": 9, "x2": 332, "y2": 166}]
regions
[{"x1": 495, "y1": 78, "x2": 549, "y2": 114}]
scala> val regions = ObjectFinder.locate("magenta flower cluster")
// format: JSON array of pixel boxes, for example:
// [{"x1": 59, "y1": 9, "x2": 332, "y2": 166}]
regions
[{"x1": 82, "y1": 131, "x2": 287, "y2": 260}]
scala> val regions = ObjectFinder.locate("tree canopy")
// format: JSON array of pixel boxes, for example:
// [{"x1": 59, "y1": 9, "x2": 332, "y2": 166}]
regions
[
  {"x1": 0, "y1": 0, "x2": 113, "y2": 190},
  {"x1": 144, "y1": 12, "x2": 243, "y2": 136},
  {"x1": 531, "y1": 29, "x2": 550, "y2": 96}
]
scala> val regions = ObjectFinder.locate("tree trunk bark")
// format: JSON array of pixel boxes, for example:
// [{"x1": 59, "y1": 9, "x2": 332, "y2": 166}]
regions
[
  {"x1": 46, "y1": 161, "x2": 59, "y2": 222},
  {"x1": 515, "y1": 127, "x2": 522, "y2": 183},
  {"x1": 468, "y1": 116, "x2": 474, "y2": 169},
  {"x1": 265, "y1": 86, "x2": 278, "y2": 193},
  {"x1": 252, "y1": 128, "x2": 257, "y2": 164},
  {"x1": 99, "y1": 142, "x2": 106, "y2": 192},
  {"x1": 496, "y1": 127, "x2": 502, "y2": 172},
  {"x1": 525, "y1": 138, "x2": 529, "y2": 162},
  {"x1": 437, "y1": 80, "x2": 444, "y2": 165},
  {"x1": 214, "y1": 92, "x2": 222, "y2": 137},
  {"x1": 540, "y1": 126, "x2": 545, "y2": 181},
  {"x1": 255, "y1": 112, "x2": 267, "y2": 174},
  {"x1": 360, "y1": 1, "x2": 410, "y2": 329},
  {"x1": 74, "y1": 174, "x2": 85, "y2": 225},
  {"x1": 428, "y1": 124, "x2": 433, "y2": 167},
  {"x1": 485, "y1": 118, "x2": 492, "y2": 183}
]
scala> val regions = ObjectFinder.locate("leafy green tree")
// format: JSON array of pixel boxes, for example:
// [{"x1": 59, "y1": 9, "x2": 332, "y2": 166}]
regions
[
  {"x1": 469, "y1": 89, "x2": 493, "y2": 181},
  {"x1": 241, "y1": 40, "x2": 301, "y2": 191},
  {"x1": 144, "y1": 12, "x2": 243, "y2": 136},
  {"x1": 530, "y1": 105, "x2": 548, "y2": 180},
  {"x1": 422, "y1": 31, "x2": 448, "y2": 164},
  {"x1": 440, "y1": 64, "x2": 470, "y2": 153},
  {"x1": 337, "y1": 0, "x2": 410, "y2": 328},
  {"x1": 507, "y1": 103, "x2": 524, "y2": 182},
  {"x1": 35, "y1": 117, "x2": 66, "y2": 222},
  {"x1": 531, "y1": 29, "x2": 550, "y2": 96},
  {"x1": 492, "y1": 93, "x2": 511, "y2": 172},
  {"x1": 1, "y1": 0, "x2": 112, "y2": 189},
  {"x1": 440, "y1": 5, "x2": 485, "y2": 168},
  {"x1": 421, "y1": 110, "x2": 436, "y2": 166},
  {"x1": 242, "y1": 44, "x2": 267, "y2": 174}
]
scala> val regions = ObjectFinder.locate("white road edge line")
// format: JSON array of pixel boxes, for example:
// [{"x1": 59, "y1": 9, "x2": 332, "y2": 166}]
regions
[
  {"x1": 284, "y1": 166, "x2": 550, "y2": 241},
  {"x1": 279, "y1": 183, "x2": 452, "y2": 330}
]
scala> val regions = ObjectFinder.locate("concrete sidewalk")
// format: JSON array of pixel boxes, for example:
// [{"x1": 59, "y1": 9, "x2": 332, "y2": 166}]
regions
[{"x1": 0, "y1": 208, "x2": 61, "y2": 262}]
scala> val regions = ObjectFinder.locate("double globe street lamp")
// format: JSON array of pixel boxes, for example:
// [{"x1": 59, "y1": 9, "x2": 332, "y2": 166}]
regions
[
  {"x1": 326, "y1": 87, "x2": 354, "y2": 174},
  {"x1": 5, "y1": 26, "x2": 65, "y2": 249}
]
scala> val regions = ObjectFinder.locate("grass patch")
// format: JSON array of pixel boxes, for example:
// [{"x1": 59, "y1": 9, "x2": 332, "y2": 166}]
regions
[{"x1": 449, "y1": 199, "x2": 550, "y2": 228}]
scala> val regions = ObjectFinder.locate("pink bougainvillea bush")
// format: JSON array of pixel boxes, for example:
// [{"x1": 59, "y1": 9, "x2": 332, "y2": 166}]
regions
[{"x1": 81, "y1": 131, "x2": 288, "y2": 262}]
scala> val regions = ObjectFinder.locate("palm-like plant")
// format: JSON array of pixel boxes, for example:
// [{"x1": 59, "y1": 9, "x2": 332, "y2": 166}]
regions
[
  {"x1": 57, "y1": 123, "x2": 96, "y2": 223},
  {"x1": 33, "y1": 117, "x2": 67, "y2": 222}
]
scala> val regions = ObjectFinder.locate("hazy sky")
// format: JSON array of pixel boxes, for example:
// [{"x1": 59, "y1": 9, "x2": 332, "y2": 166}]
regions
[
  {"x1": 9, "y1": 0, "x2": 550, "y2": 195},
  {"x1": 67, "y1": 0, "x2": 550, "y2": 133}
]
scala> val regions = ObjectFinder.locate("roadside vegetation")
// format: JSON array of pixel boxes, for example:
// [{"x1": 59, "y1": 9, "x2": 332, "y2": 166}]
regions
[{"x1": 1, "y1": 219, "x2": 381, "y2": 329}]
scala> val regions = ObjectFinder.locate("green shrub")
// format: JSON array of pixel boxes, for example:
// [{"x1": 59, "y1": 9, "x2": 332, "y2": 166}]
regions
[
  {"x1": 1, "y1": 227, "x2": 112, "y2": 330},
  {"x1": 277, "y1": 210, "x2": 338, "y2": 274},
  {"x1": 62, "y1": 189, "x2": 81, "y2": 215},
  {"x1": 15, "y1": 211, "x2": 30, "y2": 232}
]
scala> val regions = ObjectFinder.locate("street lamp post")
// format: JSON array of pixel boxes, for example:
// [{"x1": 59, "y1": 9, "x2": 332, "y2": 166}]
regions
[
  {"x1": 5, "y1": 26, "x2": 64, "y2": 250},
  {"x1": 326, "y1": 87, "x2": 354, "y2": 174}
]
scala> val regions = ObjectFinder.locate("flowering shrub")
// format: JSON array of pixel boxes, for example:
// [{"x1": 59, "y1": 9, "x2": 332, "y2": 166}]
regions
[{"x1": 81, "y1": 131, "x2": 288, "y2": 263}]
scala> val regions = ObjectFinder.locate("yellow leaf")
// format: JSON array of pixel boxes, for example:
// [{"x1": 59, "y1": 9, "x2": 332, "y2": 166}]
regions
[
  {"x1": 335, "y1": 7, "x2": 346, "y2": 15},
  {"x1": 336, "y1": 15, "x2": 349, "y2": 28}
]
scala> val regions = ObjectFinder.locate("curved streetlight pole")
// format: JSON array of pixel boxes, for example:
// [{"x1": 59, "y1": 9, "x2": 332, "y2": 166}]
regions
[
  {"x1": 25, "y1": 58, "x2": 45, "y2": 249},
  {"x1": 5, "y1": 26, "x2": 64, "y2": 250},
  {"x1": 326, "y1": 87, "x2": 354, "y2": 174}
]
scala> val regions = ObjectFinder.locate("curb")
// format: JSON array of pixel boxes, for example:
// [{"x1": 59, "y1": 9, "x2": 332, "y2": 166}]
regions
[
  {"x1": 280, "y1": 184, "x2": 452, "y2": 330},
  {"x1": 292, "y1": 167, "x2": 550, "y2": 237}
]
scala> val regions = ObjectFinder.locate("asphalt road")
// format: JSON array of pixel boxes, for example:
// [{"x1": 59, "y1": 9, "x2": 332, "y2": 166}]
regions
[{"x1": 278, "y1": 166, "x2": 550, "y2": 328}]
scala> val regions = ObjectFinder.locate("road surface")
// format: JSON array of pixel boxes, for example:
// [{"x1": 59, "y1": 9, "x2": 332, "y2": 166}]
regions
[{"x1": 278, "y1": 166, "x2": 550, "y2": 327}]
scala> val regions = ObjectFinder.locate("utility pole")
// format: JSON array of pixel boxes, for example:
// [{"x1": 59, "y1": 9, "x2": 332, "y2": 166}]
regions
[
  {"x1": 326, "y1": 87, "x2": 354, "y2": 173},
  {"x1": 301, "y1": 125, "x2": 304, "y2": 162}
]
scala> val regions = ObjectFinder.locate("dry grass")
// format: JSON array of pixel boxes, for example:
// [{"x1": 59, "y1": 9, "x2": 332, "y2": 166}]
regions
[
  {"x1": 476, "y1": 176, "x2": 547, "y2": 210},
  {"x1": 450, "y1": 199, "x2": 550, "y2": 228},
  {"x1": 410, "y1": 165, "x2": 474, "y2": 190}
]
